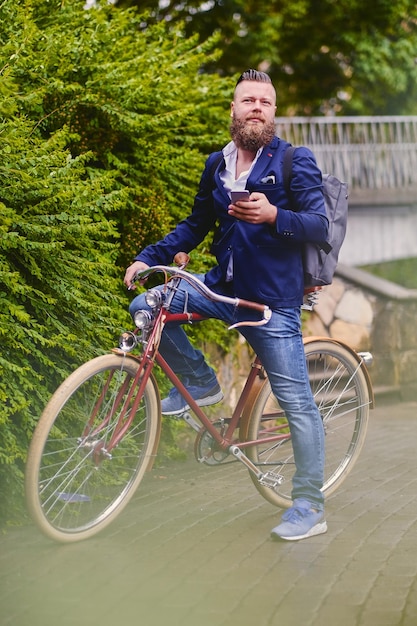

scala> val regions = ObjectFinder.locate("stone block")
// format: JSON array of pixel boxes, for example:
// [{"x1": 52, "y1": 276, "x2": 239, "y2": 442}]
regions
[
  {"x1": 329, "y1": 319, "x2": 371, "y2": 351},
  {"x1": 303, "y1": 311, "x2": 329, "y2": 337},
  {"x1": 335, "y1": 289, "x2": 374, "y2": 326}
]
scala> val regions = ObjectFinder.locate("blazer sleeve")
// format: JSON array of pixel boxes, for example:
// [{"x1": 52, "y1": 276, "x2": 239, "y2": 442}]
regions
[{"x1": 134, "y1": 154, "x2": 220, "y2": 266}]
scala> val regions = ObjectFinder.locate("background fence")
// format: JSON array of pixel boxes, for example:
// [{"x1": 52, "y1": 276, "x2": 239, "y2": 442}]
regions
[
  {"x1": 275, "y1": 116, "x2": 417, "y2": 265},
  {"x1": 275, "y1": 116, "x2": 417, "y2": 191}
]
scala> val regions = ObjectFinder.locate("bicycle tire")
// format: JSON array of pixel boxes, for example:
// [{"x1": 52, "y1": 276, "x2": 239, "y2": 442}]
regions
[
  {"x1": 243, "y1": 339, "x2": 370, "y2": 508},
  {"x1": 25, "y1": 353, "x2": 161, "y2": 543}
]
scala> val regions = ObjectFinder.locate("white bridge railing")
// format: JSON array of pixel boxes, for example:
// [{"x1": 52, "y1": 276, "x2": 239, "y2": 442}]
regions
[{"x1": 275, "y1": 116, "x2": 417, "y2": 191}]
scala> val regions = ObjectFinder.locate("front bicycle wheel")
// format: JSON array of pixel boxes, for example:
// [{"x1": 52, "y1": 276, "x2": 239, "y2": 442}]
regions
[
  {"x1": 25, "y1": 353, "x2": 161, "y2": 543},
  {"x1": 244, "y1": 339, "x2": 370, "y2": 508}
]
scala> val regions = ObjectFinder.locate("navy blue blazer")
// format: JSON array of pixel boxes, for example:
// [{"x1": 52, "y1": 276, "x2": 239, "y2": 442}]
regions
[{"x1": 135, "y1": 136, "x2": 328, "y2": 308}]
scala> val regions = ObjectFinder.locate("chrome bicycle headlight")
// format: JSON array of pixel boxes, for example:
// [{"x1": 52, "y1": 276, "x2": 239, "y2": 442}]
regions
[
  {"x1": 133, "y1": 309, "x2": 154, "y2": 330},
  {"x1": 145, "y1": 288, "x2": 164, "y2": 309},
  {"x1": 118, "y1": 331, "x2": 137, "y2": 352}
]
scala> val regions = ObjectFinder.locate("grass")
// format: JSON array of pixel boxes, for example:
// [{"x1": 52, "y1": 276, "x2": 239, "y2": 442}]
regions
[{"x1": 360, "y1": 257, "x2": 417, "y2": 290}]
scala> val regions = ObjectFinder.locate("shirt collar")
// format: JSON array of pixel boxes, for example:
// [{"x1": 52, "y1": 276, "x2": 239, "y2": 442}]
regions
[{"x1": 222, "y1": 141, "x2": 263, "y2": 177}]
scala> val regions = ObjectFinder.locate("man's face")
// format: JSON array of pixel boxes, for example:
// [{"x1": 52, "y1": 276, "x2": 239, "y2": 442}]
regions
[{"x1": 230, "y1": 80, "x2": 277, "y2": 151}]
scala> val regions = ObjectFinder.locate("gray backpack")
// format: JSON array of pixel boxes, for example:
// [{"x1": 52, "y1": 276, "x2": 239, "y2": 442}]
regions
[{"x1": 283, "y1": 145, "x2": 348, "y2": 288}]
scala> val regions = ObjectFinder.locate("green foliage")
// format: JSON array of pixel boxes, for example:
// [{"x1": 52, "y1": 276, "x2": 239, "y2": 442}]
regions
[
  {"x1": 1, "y1": 1, "x2": 232, "y2": 264},
  {"x1": 0, "y1": 0, "x2": 233, "y2": 524},
  {"x1": 0, "y1": 115, "x2": 126, "y2": 522},
  {"x1": 120, "y1": 0, "x2": 417, "y2": 115}
]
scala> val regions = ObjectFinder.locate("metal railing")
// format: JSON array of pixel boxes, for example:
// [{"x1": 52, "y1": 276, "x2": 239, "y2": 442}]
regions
[{"x1": 275, "y1": 116, "x2": 417, "y2": 191}]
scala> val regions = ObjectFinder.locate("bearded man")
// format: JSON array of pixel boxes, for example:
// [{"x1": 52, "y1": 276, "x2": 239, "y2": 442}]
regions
[{"x1": 124, "y1": 70, "x2": 329, "y2": 541}]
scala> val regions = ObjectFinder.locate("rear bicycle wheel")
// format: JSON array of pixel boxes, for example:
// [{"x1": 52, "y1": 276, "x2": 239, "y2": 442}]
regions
[
  {"x1": 25, "y1": 353, "x2": 161, "y2": 542},
  {"x1": 243, "y1": 339, "x2": 370, "y2": 508}
]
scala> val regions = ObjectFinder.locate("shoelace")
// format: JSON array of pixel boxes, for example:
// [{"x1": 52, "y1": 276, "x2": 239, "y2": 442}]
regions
[{"x1": 282, "y1": 506, "x2": 311, "y2": 523}]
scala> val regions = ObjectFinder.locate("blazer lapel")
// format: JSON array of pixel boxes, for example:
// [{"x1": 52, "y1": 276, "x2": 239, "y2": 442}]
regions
[
  {"x1": 247, "y1": 137, "x2": 281, "y2": 186},
  {"x1": 213, "y1": 156, "x2": 231, "y2": 204}
]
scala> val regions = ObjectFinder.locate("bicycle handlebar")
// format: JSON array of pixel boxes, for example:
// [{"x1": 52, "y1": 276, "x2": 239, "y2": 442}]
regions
[{"x1": 134, "y1": 265, "x2": 272, "y2": 328}]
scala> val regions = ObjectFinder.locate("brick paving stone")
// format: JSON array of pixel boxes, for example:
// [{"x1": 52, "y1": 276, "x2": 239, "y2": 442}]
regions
[{"x1": 1, "y1": 400, "x2": 417, "y2": 626}]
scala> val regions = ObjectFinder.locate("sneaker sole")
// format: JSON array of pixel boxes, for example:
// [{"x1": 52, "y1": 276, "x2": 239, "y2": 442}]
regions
[
  {"x1": 161, "y1": 390, "x2": 224, "y2": 416},
  {"x1": 271, "y1": 521, "x2": 328, "y2": 542}
]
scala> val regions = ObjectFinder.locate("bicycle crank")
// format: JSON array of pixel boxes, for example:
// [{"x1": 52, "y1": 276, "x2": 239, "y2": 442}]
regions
[{"x1": 228, "y1": 446, "x2": 286, "y2": 488}]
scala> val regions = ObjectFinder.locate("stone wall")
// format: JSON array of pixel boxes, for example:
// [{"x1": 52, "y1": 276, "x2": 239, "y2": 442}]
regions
[{"x1": 304, "y1": 264, "x2": 417, "y2": 401}]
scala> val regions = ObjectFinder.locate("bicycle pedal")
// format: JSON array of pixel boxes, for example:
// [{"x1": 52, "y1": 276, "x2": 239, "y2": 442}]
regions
[{"x1": 259, "y1": 471, "x2": 285, "y2": 488}]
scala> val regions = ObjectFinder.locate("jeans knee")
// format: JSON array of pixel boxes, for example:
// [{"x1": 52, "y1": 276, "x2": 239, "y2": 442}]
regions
[{"x1": 128, "y1": 293, "x2": 147, "y2": 318}]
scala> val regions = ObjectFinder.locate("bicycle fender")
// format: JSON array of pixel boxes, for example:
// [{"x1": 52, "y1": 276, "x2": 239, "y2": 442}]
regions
[
  {"x1": 239, "y1": 335, "x2": 374, "y2": 443},
  {"x1": 303, "y1": 336, "x2": 375, "y2": 408}
]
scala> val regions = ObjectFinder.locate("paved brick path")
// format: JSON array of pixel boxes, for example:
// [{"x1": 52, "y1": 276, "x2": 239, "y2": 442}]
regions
[{"x1": 1, "y1": 401, "x2": 417, "y2": 626}]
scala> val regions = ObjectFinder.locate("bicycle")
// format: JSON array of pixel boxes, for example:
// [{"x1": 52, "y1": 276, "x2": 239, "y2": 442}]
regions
[{"x1": 25, "y1": 255, "x2": 374, "y2": 543}]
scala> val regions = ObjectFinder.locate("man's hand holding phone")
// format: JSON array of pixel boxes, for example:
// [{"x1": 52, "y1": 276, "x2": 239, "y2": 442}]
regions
[
  {"x1": 228, "y1": 190, "x2": 277, "y2": 225},
  {"x1": 230, "y1": 190, "x2": 251, "y2": 204}
]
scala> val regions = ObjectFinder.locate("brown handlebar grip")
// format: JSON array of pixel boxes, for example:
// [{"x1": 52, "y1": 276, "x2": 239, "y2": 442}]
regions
[
  {"x1": 173, "y1": 252, "x2": 190, "y2": 267},
  {"x1": 236, "y1": 298, "x2": 267, "y2": 313}
]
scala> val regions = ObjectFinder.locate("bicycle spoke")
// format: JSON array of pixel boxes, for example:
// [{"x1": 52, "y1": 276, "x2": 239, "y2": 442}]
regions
[
  {"x1": 243, "y1": 340, "x2": 370, "y2": 508},
  {"x1": 26, "y1": 355, "x2": 160, "y2": 542}
]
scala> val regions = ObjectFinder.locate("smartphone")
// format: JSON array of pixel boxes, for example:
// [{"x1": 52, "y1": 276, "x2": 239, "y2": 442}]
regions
[{"x1": 230, "y1": 190, "x2": 250, "y2": 203}]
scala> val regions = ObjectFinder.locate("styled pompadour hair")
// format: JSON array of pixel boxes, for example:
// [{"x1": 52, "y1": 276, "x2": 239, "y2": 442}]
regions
[{"x1": 235, "y1": 69, "x2": 272, "y2": 87}]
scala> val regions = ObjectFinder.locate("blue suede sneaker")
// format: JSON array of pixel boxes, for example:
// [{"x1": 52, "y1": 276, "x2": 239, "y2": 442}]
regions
[
  {"x1": 270, "y1": 498, "x2": 327, "y2": 541},
  {"x1": 161, "y1": 381, "x2": 223, "y2": 415}
]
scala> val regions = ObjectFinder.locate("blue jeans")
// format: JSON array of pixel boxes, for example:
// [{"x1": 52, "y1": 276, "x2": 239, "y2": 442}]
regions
[{"x1": 129, "y1": 275, "x2": 325, "y2": 509}]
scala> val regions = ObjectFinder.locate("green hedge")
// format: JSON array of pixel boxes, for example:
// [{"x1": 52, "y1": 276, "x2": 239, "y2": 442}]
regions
[{"x1": 0, "y1": 0, "x2": 233, "y2": 525}]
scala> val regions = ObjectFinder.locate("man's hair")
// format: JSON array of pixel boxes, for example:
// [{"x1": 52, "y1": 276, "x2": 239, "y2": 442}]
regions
[{"x1": 235, "y1": 69, "x2": 272, "y2": 87}]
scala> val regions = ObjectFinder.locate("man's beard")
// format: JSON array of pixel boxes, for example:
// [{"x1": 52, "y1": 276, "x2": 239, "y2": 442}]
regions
[{"x1": 230, "y1": 116, "x2": 276, "y2": 152}]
